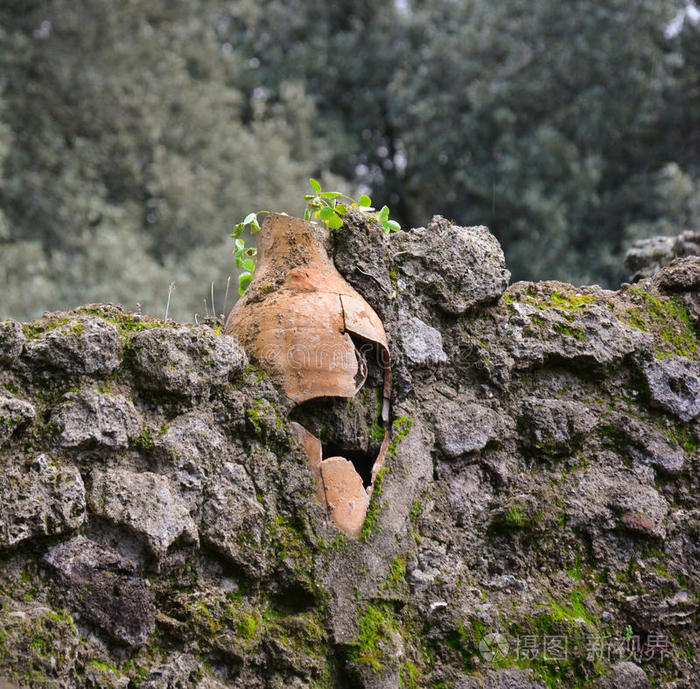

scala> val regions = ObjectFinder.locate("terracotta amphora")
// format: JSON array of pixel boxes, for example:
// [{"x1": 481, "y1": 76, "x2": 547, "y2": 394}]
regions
[
  {"x1": 225, "y1": 213, "x2": 390, "y2": 403},
  {"x1": 225, "y1": 213, "x2": 391, "y2": 537}
]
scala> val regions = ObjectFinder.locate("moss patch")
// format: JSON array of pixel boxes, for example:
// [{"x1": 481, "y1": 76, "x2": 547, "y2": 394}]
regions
[
  {"x1": 553, "y1": 322, "x2": 585, "y2": 340},
  {"x1": 349, "y1": 602, "x2": 402, "y2": 673},
  {"x1": 388, "y1": 416, "x2": 413, "y2": 458},
  {"x1": 623, "y1": 289, "x2": 697, "y2": 359},
  {"x1": 360, "y1": 466, "x2": 389, "y2": 541},
  {"x1": 506, "y1": 286, "x2": 598, "y2": 312},
  {"x1": 21, "y1": 318, "x2": 70, "y2": 340},
  {"x1": 78, "y1": 307, "x2": 163, "y2": 337}
]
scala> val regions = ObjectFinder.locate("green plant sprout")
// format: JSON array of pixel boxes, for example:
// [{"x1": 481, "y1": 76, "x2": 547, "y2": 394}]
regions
[
  {"x1": 303, "y1": 177, "x2": 401, "y2": 233},
  {"x1": 231, "y1": 178, "x2": 401, "y2": 294},
  {"x1": 231, "y1": 214, "x2": 260, "y2": 294}
]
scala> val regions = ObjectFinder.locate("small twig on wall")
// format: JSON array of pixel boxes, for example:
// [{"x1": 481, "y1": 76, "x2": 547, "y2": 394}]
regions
[
  {"x1": 164, "y1": 282, "x2": 176, "y2": 321},
  {"x1": 203, "y1": 298, "x2": 209, "y2": 319},
  {"x1": 222, "y1": 275, "x2": 231, "y2": 322},
  {"x1": 210, "y1": 281, "x2": 216, "y2": 320}
]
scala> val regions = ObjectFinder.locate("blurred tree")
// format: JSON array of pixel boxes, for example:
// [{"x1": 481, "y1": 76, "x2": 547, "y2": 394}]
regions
[
  {"x1": 221, "y1": 0, "x2": 698, "y2": 286},
  {"x1": 0, "y1": 0, "x2": 325, "y2": 320},
  {"x1": 0, "y1": 0, "x2": 697, "y2": 320},
  {"x1": 623, "y1": 8, "x2": 700, "y2": 245},
  {"x1": 392, "y1": 0, "x2": 692, "y2": 285}
]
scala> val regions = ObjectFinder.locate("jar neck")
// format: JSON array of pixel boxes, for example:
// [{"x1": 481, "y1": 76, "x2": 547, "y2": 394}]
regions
[{"x1": 257, "y1": 213, "x2": 332, "y2": 272}]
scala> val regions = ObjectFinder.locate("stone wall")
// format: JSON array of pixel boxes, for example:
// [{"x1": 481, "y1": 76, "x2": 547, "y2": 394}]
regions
[{"x1": 0, "y1": 216, "x2": 698, "y2": 689}]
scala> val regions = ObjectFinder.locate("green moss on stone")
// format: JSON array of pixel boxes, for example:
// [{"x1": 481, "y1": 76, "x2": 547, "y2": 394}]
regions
[
  {"x1": 624, "y1": 289, "x2": 697, "y2": 359},
  {"x1": 79, "y1": 307, "x2": 162, "y2": 338},
  {"x1": 507, "y1": 287, "x2": 597, "y2": 312},
  {"x1": 380, "y1": 555, "x2": 407, "y2": 595},
  {"x1": 349, "y1": 602, "x2": 402, "y2": 673},
  {"x1": 360, "y1": 466, "x2": 389, "y2": 541},
  {"x1": 21, "y1": 318, "x2": 70, "y2": 339},
  {"x1": 553, "y1": 322, "x2": 585, "y2": 340},
  {"x1": 388, "y1": 416, "x2": 413, "y2": 457},
  {"x1": 133, "y1": 427, "x2": 154, "y2": 450}
]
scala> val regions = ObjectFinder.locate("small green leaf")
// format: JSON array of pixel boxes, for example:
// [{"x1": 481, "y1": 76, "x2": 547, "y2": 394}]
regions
[
  {"x1": 303, "y1": 194, "x2": 314, "y2": 201},
  {"x1": 321, "y1": 191, "x2": 343, "y2": 199},
  {"x1": 304, "y1": 208, "x2": 311, "y2": 221},
  {"x1": 251, "y1": 218, "x2": 260, "y2": 233},
  {"x1": 328, "y1": 212, "x2": 344, "y2": 229},
  {"x1": 379, "y1": 205, "x2": 390, "y2": 222},
  {"x1": 319, "y1": 206, "x2": 335, "y2": 221},
  {"x1": 336, "y1": 203, "x2": 348, "y2": 215},
  {"x1": 245, "y1": 247, "x2": 257, "y2": 257},
  {"x1": 385, "y1": 219, "x2": 401, "y2": 231},
  {"x1": 235, "y1": 238, "x2": 245, "y2": 250},
  {"x1": 238, "y1": 271, "x2": 253, "y2": 294},
  {"x1": 243, "y1": 212, "x2": 257, "y2": 225},
  {"x1": 309, "y1": 178, "x2": 322, "y2": 193},
  {"x1": 358, "y1": 194, "x2": 371, "y2": 207},
  {"x1": 242, "y1": 258, "x2": 256, "y2": 272}
]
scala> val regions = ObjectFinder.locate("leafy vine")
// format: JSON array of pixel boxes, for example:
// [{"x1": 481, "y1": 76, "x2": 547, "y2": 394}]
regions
[{"x1": 231, "y1": 179, "x2": 401, "y2": 294}]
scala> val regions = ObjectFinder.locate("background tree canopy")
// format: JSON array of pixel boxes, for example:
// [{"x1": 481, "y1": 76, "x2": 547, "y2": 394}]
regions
[{"x1": 1, "y1": 0, "x2": 698, "y2": 320}]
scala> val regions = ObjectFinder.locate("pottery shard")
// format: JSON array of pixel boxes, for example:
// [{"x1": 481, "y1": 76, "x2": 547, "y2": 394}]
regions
[
  {"x1": 252, "y1": 290, "x2": 360, "y2": 400},
  {"x1": 320, "y1": 457, "x2": 370, "y2": 538},
  {"x1": 291, "y1": 421, "x2": 326, "y2": 509},
  {"x1": 225, "y1": 214, "x2": 388, "y2": 404}
]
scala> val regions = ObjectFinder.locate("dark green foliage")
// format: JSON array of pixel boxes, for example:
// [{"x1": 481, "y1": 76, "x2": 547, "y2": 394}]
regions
[
  {"x1": 0, "y1": 1, "x2": 317, "y2": 320},
  {"x1": 1, "y1": 0, "x2": 698, "y2": 320}
]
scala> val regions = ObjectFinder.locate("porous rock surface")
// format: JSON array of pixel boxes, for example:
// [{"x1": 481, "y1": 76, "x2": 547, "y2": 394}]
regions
[
  {"x1": 0, "y1": 218, "x2": 698, "y2": 689},
  {"x1": 625, "y1": 229, "x2": 700, "y2": 282}
]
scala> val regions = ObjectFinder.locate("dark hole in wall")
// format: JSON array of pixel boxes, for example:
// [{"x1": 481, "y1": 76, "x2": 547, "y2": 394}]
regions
[
  {"x1": 270, "y1": 585, "x2": 316, "y2": 615},
  {"x1": 289, "y1": 336, "x2": 386, "y2": 489},
  {"x1": 289, "y1": 390, "x2": 385, "y2": 457},
  {"x1": 321, "y1": 443, "x2": 376, "y2": 488},
  {"x1": 350, "y1": 336, "x2": 385, "y2": 389}
]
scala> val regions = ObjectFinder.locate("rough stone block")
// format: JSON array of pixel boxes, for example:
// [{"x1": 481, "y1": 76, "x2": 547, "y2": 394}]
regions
[
  {"x1": 0, "y1": 394, "x2": 35, "y2": 448},
  {"x1": 24, "y1": 317, "x2": 122, "y2": 377},
  {"x1": 56, "y1": 389, "x2": 141, "y2": 449},
  {"x1": 128, "y1": 326, "x2": 247, "y2": 395},
  {"x1": 44, "y1": 536, "x2": 155, "y2": 647},
  {"x1": 0, "y1": 455, "x2": 85, "y2": 548},
  {"x1": 88, "y1": 469, "x2": 198, "y2": 558}
]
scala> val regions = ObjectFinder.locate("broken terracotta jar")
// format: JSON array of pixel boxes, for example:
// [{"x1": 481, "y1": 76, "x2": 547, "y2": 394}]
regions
[{"x1": 225, "y1": 213, "x2": 391, "y2": 537}]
